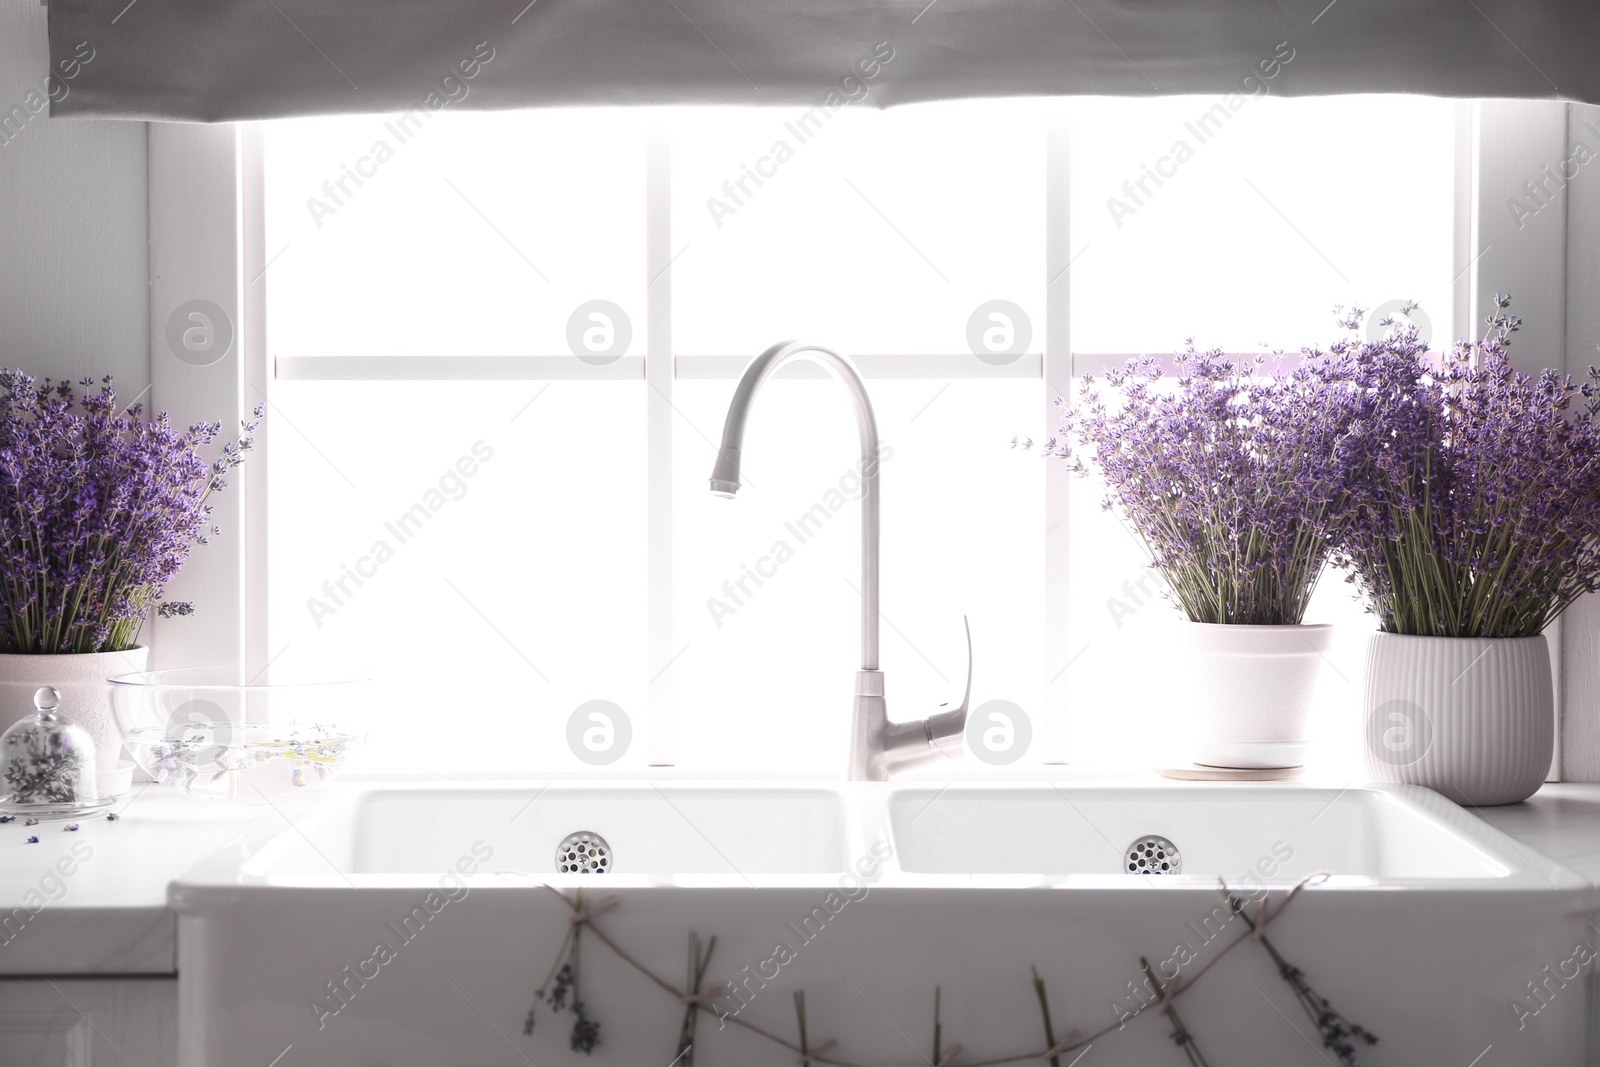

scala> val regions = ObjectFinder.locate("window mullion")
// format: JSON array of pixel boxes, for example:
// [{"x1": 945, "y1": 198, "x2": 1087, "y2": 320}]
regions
[
  {"x1": 1043, "y1": 106, "x2": 1073, "y2": 764},
  {"x1": 241, "y1": 124, "x2": 273, "y2": 676}
]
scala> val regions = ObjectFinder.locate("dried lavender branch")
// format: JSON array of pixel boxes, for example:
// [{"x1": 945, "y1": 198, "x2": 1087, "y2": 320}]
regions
[
  {"x1": 1221, "y1": 887, "x2": 1377, "y2": 1063},
  {"x1": 1030, "y1": 967, "x2": 1060, "y2": 1067},
  {"x1": 567, "y1": 890, "x2": 600, "y2": 1054},
  {"x1": 523, "y1": 913, "x2": 578, "y2": 1036},
  {"x1": 796, "y1": 990, "x2": 811, "y2": 1066},
  {"x1": 1140, "y1": 958, "x2": 1210, "y2": 1067},
  {"x1": 674, "y1": 932, "x2": 716, "y2": 1067},
  {"x1": 535, "y1": 881, "x2": 1319, "y2": 1067}
]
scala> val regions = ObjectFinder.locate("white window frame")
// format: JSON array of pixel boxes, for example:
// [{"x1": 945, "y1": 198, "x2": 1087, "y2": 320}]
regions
[{"x1": 146, "y1": 100, "x2": 1574, "y2": 777}]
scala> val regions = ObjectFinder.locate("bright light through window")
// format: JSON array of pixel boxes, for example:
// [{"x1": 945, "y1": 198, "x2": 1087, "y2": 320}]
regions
[
  {"x1": 1069, "y1": 95, "x2": 1456, "y2": 353},
  {"x1": 263, "y1": 109, "x2": 648, "y2": 358},
  {"x1": 669, "y1": 100, "x2": 1047, "y2": 356},
  {"x1": 265, "y1": 380, "x2": 648, "y2": 775},
  {"x1": 262, "y1": 94, "x2": 1458, "y2": 776}
]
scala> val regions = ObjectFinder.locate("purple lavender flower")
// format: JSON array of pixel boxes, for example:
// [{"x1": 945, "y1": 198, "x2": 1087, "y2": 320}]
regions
[
  {"x1": 0, "y1": 372, "x2": 260, "y2": 653},
  {"x1": 1053, "y1": 344, "x2": 1367, "y2": 625},
  {"x1": 1324, "y1": 296, "x2": 1600, "y2": 637}
]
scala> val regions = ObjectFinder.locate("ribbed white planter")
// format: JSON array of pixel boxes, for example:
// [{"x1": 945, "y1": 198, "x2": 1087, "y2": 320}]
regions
[
  {"x1": 0, "y1": 647, "x2": 148, "y2": 789},
  {"x1": 1180, "y1": 622, "x2": 1331, "y2": 769},
  {"x1": 1363, "y1": 633, "x2": 1552, "y2": 806}
]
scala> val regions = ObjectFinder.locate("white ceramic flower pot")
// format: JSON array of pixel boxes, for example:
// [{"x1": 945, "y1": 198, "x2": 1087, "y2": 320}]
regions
[
  {"x1": 0, "y1": 647, "x2": 148, "y2": 794},
  {"x1": 1363, "y1": 633, "x2": 1552, "y2": 806},
  {"x1": 1178, "y1": 622, "x2": 1331, "y2": 769}
]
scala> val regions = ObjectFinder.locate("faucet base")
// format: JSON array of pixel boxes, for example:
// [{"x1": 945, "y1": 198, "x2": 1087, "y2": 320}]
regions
[
  {"x1": 849, "y1": 692, "x2": 962, "y2": 781},
  {"x1": 846, "y1": 618, "x2": 973, "y2": 781}
]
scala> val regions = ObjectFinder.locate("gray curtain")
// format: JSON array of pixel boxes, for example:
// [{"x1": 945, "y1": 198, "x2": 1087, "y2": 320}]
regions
[{"x1": 46, "y1": 0, "x2": 1600, "y2": 122}]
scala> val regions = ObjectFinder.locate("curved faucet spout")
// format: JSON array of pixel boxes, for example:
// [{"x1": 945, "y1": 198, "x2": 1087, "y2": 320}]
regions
[
  {"x1": 708, "y1": 340, "x2": 881, "y2": 672},
  {"x1": 710, "y1": 340, "x2": 970, "y2": 780}
]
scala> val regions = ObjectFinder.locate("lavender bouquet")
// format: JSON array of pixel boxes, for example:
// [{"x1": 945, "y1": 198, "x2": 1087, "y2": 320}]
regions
[
  {"x1": 1325, "y1": 297, "x2": 1600, "y2": 638},
  {"x1": 0, "y1": 371, "x2": 258, "y2": 654},
  {"x1": 1050, "y1": 344, "x2": 1365, "y2": 626}
]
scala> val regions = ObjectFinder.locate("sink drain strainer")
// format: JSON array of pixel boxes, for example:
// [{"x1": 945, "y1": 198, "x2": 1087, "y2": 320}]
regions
[
  {"x1": 1125, "y1": 835, "x2": 1181, "y2": 875},
  {"x1": 556, "y1": 831, "x2": 612, "y2": 874}
]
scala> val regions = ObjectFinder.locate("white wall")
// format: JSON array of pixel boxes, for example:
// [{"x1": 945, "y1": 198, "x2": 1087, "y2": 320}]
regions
[
  {"x1": 0, "y1": 0, "x2": 147, "y2": 391},
  {"x1": 1562, "y1": 104, "x2": 1600, "y2": 781}
]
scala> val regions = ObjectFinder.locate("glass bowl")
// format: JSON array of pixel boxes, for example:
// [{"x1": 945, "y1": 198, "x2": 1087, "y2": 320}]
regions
[{"x1": 108, "y1": 667, "x2": 369, "y2": 803}]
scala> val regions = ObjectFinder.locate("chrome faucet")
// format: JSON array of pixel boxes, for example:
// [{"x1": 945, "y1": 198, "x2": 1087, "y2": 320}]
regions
[{"x1": 709, "y1": 339, "x2": 972, "y2": 781}]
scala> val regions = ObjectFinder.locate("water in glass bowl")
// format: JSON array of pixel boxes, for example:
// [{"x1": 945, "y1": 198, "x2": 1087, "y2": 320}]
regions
[
  {"x1": 122, "y1": 721, "x2": 365, "y2": 802},
  {"x1": 109, "y1": 668, "x2": 368, "y2": 803}
]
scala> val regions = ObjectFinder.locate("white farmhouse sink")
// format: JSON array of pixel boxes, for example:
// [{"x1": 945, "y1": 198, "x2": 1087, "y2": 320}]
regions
[
  {"x1": 172, "y1": 781, "x2": 1591, "y2": 1067},
  {"x1": 889, "y1": 784, "x2": 1521, "y2": 881},
  {"x1": 245, "y1": 784, "x2": 854, "y2": 879}
]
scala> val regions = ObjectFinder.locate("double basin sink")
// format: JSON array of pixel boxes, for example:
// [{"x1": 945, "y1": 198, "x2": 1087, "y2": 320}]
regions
[{"x1": 172, "y1": 781, "x2": 1590, "y2": 1066}]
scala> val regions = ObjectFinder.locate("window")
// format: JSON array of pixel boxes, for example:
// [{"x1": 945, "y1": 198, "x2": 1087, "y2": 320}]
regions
[
  {"x1": 258, "y1": 94, "x2": 1459, "y2": 775},
  {"x1": 1063, "y1": 95, "x2": 1457, "y2": 768}
]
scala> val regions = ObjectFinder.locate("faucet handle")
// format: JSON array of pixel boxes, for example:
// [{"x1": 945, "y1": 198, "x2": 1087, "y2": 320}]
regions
[{"x1": 925, "y1": 615, "x2": 972, "y2": 757}]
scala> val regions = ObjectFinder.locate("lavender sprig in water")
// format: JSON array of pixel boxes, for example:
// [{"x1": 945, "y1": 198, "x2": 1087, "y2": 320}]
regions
[{"x1": 0, "y1": 371, "x2": 260, "y2": 653}]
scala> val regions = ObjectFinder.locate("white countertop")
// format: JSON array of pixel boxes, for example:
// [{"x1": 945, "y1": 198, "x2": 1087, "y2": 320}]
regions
[
  {"x1": 0, "y1": 786, "x2": 255, "y2": 976},
  {"x1": 5, "y1": 778, "x2": 1600, "y2": 977},
  {"x1": 1473, "y1": 783, "x2": 1600, "y2": 886}
]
